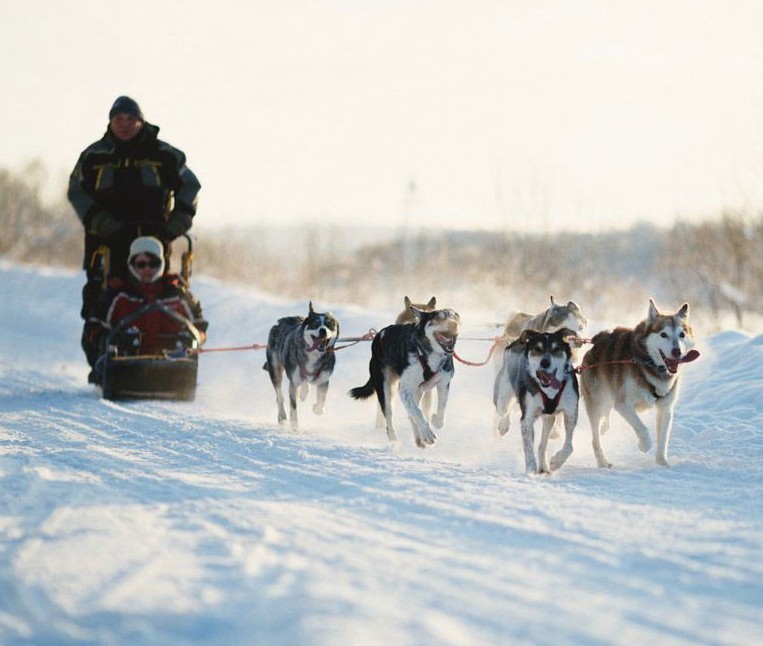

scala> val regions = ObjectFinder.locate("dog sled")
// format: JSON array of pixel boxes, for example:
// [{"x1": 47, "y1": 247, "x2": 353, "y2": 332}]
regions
[
  {"x1": 93, "y1": 234, "x2": 203, "y2": 402},
  {"x1": 97, "y1": 302, "x2": 202, "y2": 401}
]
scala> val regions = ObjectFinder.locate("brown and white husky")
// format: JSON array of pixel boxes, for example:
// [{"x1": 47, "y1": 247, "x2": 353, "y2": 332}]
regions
[{"x1": 580, "y1": 299, "x2": 699, "y2": 468}]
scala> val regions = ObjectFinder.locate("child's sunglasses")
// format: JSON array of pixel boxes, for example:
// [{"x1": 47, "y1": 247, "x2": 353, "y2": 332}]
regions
[{"x1": 133, "y1": 257, "x2": 161, "y2": 269}]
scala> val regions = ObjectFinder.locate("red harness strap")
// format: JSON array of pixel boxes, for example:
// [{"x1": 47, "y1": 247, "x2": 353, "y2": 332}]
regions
[
  {"x1": 417, "y1": 346, "x2": 438, "y2": 386},
  {"x1": 539, "y1": 378, "x2": 568, "y2": 415}
]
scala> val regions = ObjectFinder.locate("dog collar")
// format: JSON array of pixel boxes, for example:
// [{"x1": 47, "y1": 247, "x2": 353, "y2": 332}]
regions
[{"x1": 635, "y1": 355, "x2": 668, "y2": 376}]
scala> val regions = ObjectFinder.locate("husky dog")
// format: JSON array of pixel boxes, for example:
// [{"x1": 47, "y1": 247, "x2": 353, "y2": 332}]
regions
[
  {"x1": 494, "y1": 328, "x2": 579, "y2": 474},
  {"x1": 394, "y1": 296, "x2": 437, "y2": 419},
  {"x1": 503, "y1": 295, "x2": 587, "y2": 339},
  {"x1": 580, "y1": 299, "x2": 698, "y2": 468},
  {"x1": 395, "y1": 295, "x2": 436, "y2": 324},
  {"x1": 495, "y1": 296, "x2": 586, "y2": 435},
  {"x1": 263, "y1": 302, "x2": 340, "y2": 430},
  {"x1": 350, "y1": 307, "x2": 460, "y2": 448}
]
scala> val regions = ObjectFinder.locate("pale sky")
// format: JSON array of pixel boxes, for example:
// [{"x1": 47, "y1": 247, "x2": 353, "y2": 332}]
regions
[{"x1": 3, "y1": 0, "x2": 763, "y2": 233}]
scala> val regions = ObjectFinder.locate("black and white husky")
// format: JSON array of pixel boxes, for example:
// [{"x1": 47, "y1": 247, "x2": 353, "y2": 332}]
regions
[
  {"x1": 350, "y1": 307, "x2": 460, "y2": 448},
  {"x1": 263, "y1": 302, "x2": 339, "y2": 430},
  {"x1": 494, "y1": 295, "x2": 587, "y2": 437},
  {"x1": 494, "y1": 328, "x2": 579, "y2": 474}
]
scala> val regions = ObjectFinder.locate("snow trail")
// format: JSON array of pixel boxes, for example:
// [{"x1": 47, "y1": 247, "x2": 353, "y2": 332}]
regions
[{"x1": 1, "y1": 263, "x2": 762, "y2": 645}]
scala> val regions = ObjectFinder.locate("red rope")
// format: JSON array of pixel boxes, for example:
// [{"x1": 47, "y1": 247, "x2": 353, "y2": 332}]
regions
[
  {"x1": 574, "y1": 358, "x2": 635, "y2": 374},
  {"x1": 189, "y1": 343, "x2": 268, "y2": 356},
  {"x1": 453, "y1": 337, "x2": 504, "y2": 367},
  {"x1": 188, "y1": 329, "x2": 378, "y2": 356},
  {"x1": 330, "y1": 329, "x2": 377, "y2": 352}
]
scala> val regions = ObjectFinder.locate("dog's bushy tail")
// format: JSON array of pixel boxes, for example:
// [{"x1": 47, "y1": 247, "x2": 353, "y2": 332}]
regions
[{"x1": 349, "y1": 380, "x2": 374, "y2": 400}]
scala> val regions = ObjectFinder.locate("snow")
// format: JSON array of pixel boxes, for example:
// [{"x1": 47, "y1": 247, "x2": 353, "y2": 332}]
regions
[{"x1": 1, "y1": 261, "x2": 762, "y2": 645}]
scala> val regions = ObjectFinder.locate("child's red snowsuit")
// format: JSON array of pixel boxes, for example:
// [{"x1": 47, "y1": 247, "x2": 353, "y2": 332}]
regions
[{"x1": 103, "y1": 274, "x2": 207, "y2": 355}]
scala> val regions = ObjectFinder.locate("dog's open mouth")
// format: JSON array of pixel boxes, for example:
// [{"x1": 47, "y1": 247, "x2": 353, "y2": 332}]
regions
[
  {"x1": 660, "y1": 349, "x2": 700, "y2": 374},
  {"x1": 434, "y1": 332, "x2": 457, "y2": 353},
  {"x1": 308, "y1": 335, "x2": 332, "y2": 352},
  {"x1": 536, "y1": 369, "x2": 563, "y2": 389}
]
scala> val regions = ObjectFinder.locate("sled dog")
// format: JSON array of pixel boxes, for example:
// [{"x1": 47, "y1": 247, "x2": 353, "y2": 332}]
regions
[
  {"x1": 350, "y1": 307, "x2": 460, "y2": 448},
  {"x1": 497, "y1": 295, "x2": 587, "y2": 371},
  {"x1": 263, "y1": 302, "x2": 339, "y2": 430},
  {"x1": 394, "y1": 296, "x2": 438, "y2": 420},
  {"x1": 395, "y1": 295, "x2": 436, "y2": 324},
  {"x1": 494, "y1": 328, "x2": 579, "y2": 474},
  {"x1": 494, "y1": 296, "x2": 586, "y2": 435},
  {"x1": 580, "y1": 299, "x2": 698, "y2": 467},
  {"x1": 503, "y1": 295, "x2": 587, "y2": 340}
]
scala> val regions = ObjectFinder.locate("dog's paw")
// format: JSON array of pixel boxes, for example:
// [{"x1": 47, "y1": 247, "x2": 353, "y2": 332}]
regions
[
  {"x1": 524, "y1": 458, "x2": 539, "y2": 474},
  {"x1": 497, "y1": 416, "x2": 511, "y2": 436},
  {"x1": 431, "y1": 413, "x2": 444, "y2": 429},
  {"x1": 416, "y1": 426, "x2": 437, "y2": 448},
  {"x1": 313, "y1": 404, "x2": 324, "y2": 416},
  {"x1": 549, "y1": 451, "x2": 570, "y2": 472},
  {"x1": 655, "y1": 455, "x2": 670, "y2": 467},
  {"x1": 638, "y1": 434, "x2": 652, "y2": 453}
]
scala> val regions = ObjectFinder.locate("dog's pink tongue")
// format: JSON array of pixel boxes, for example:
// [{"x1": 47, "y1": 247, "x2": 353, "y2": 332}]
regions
[
  {"x1": 308, "y1": 337, "x2": 326, "y2": 351},
  {"x1": 539, "y1": 371, "x2": 562, "y2": 389},
  {"x1": 681, "y1": 349, "x2": 700, "y2": 363}
]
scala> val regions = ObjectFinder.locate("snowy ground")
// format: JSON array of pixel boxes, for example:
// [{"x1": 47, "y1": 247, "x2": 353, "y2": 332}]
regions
[{"x1": 1, "y1": 262, "x2": 762, "y2": 646}]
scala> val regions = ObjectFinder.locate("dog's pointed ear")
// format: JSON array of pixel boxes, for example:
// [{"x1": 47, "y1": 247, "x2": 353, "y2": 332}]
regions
[
  {"x1": 549, "y1": 295, "x2": 556, "y2": 306},
  {"x1": 648, "y1": 299, "x2": 659, "y2": 321},
  {"x1": 309, "y1": 301, "x2": 315, "y2": 315},
  {"x1": 556, "y1": 327, "x2": 577, "y2": 343},
  {"x1": 410, "y1": 306, "x2": 426, "y2": 322},
  {"x1": 404, "y1": 296, "x2": 412, "y2": 308},
  {"x1": 518, "y1": 328, "x2": 538, "y2": 345},
  {"x1": 676, "y1": 302, "x2": 690, "y2": 319},
  {"x1": 427, "y1": 296, "x2": 436, "y2": 308}
]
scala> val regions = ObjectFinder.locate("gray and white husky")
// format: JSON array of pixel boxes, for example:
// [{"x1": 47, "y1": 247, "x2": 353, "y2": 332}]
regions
[
  {"x1": 580, "y1": 299, "x2": 699, "y2": 468},
  {"x1": 263, "y1": 302, "x2": 339, "y2": 430},
  {"x1": 503, "y1": 295, "x2": 587, "y2": 340},
  {"x1": 350, "y1": 307, "x2": 460, "y2": 448},
  {"x1": 496, "y1": 295, "x2": 587, "y2": 373},
  {"x1": 494, "y1": 328, "x2": 579, "y2": 474}
]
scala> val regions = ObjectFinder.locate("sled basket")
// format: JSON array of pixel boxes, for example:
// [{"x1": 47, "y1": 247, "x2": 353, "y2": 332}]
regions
[
  {"x1": 97, "y1": 300, "x2": 203, "y2": 402},
  {"x1": 101, "y1": 352, "x2": 198, "y2": 401}
]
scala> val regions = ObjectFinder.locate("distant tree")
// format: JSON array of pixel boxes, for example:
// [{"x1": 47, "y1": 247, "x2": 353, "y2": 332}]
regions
[{"x1": 0, "y1": 162, "x2": 80, "y2": 266}]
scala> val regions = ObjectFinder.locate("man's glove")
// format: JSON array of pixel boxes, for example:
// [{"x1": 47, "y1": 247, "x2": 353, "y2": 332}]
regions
[
  {"x1": 88, "y1": 211, "x2": 124, "y2": 237},
  {"x1": 163, "y1": 210, "x2": 193, "y2": 240}
]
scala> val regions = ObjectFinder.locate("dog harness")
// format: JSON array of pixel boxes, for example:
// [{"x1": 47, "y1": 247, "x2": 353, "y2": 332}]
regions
[
  {"x1": 416, "y1": 345, "x2": 437, "y2": 385},
  {"x1": 538, "y1": 377, "x2": 568, "y2": 415},
  {"x1": 299, "y1": 339, "x2": 332, "y2": 382}
]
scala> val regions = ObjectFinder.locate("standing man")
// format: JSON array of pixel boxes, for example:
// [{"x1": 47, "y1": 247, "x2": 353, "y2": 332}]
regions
[{"x1": 68, "y1": 95, "x2": 201, "y2": 379}]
